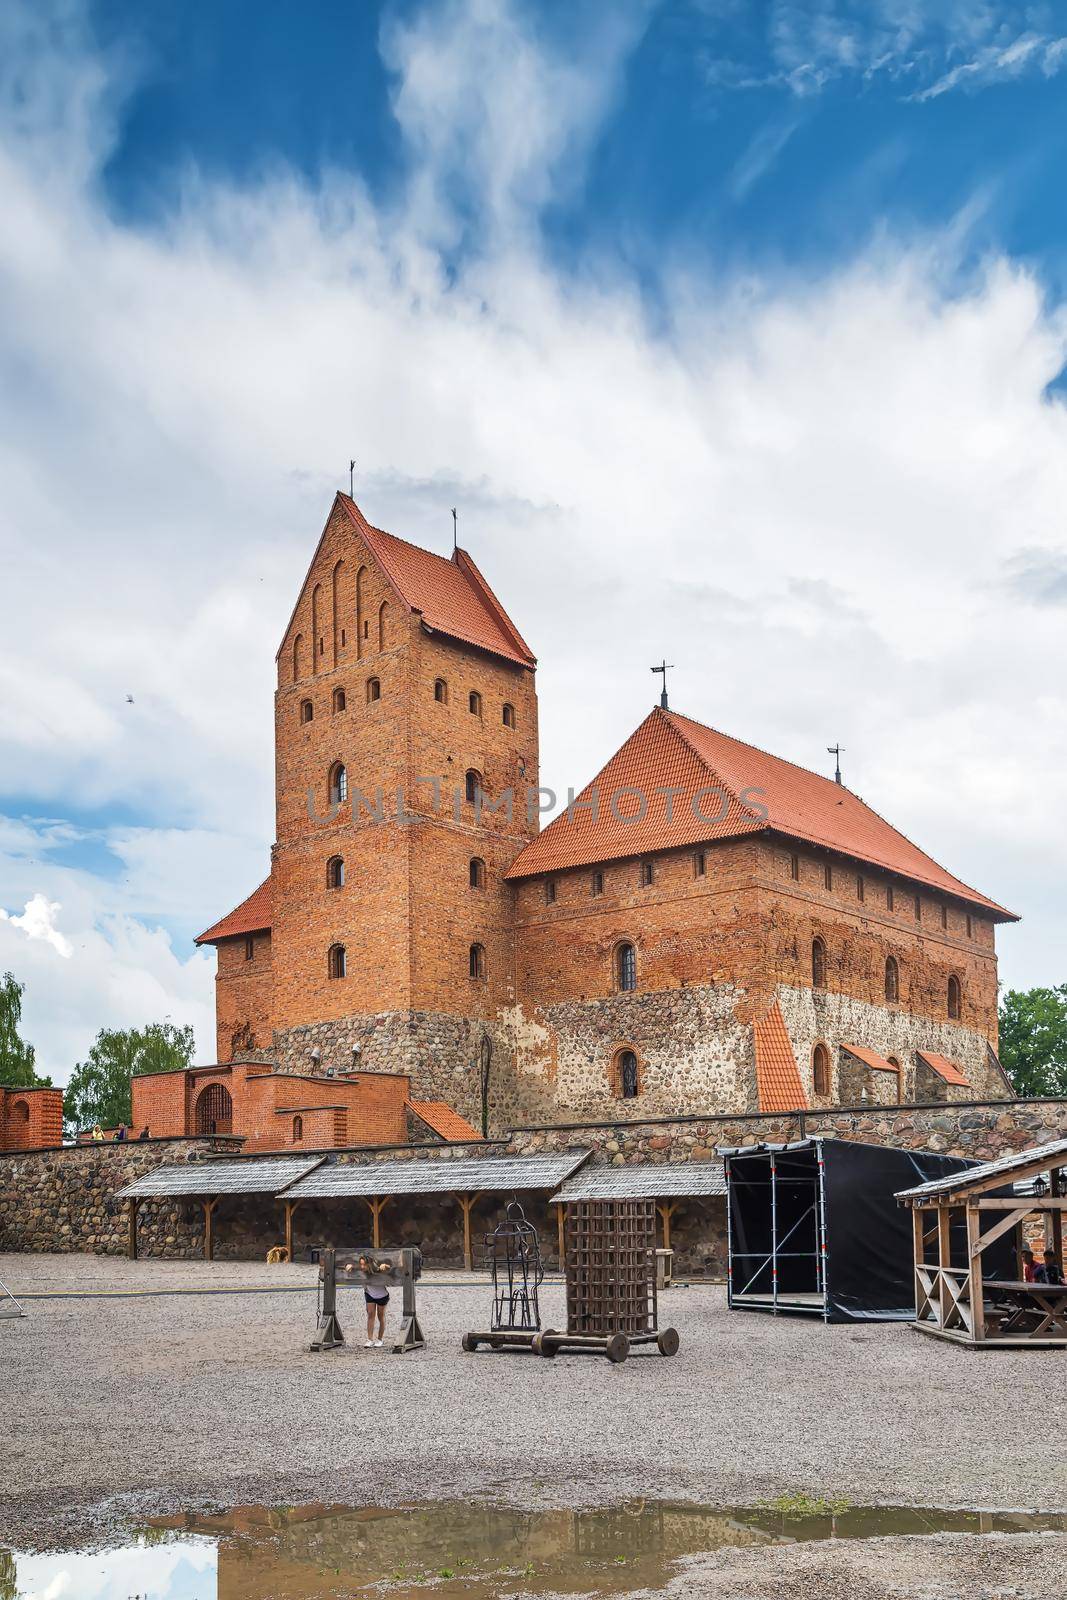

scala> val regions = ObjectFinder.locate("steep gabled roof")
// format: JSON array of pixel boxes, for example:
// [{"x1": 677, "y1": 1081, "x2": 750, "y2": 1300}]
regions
[
  {"x1": 406, "y1": 1099, "x2": 484, "y2": 1142},
  {"x1": 753, "y1": 1001, "x2": 807, "y2": 1112},
  {"x1": 277, "y1": 494, "x2": 534, "y2": 669},
  {"x1": 196, "y1": 878, "x2": 272, "y2": 945},
  {"x1": 505, "y1": 706, "x2": 1015, "y2": 920},
  {"x1": 916, "y1": 1050, "x2": 971, "y2": 1088}
]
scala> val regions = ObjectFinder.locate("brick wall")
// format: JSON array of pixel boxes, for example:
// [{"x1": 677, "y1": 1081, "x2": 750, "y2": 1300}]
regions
[
  {"x1": 214, "y1": 928, "x2": 273, "y2": 1062},
  {"x1": 0, "y1": 1086, "x2": 64, "y2": 1152}
]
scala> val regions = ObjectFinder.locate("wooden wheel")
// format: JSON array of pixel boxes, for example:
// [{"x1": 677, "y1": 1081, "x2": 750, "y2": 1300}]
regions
[
  {"x1": 461, "y1": 1333, "x2": 478, "y2": 1352},
  {"x1": 532, "y1": 1329, "x2": 558, "y2": 1358},
  {"x1": 656, "y1": 1327, "x2": 680, "y2": 1357},
  {"x1": 605, "y1": 1333, "x2": 630, "y2": 1364}
]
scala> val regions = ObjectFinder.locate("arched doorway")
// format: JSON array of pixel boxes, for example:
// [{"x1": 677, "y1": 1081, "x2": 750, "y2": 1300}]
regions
[{"x1": 194, "y1": 1082, "x2": 233, "y2": 1136}]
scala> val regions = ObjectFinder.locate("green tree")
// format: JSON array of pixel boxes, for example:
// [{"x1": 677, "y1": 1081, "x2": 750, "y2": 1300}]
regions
[
  {"x1": 63, "y1": 1021, "x2": 195, "y2": 1134},
  {"x1": 0, "y1": 971, "x2": 50, "y2": 1088},
  {"x1": 998, "y1": 985, "x2": 1067, "y2": 1097}
]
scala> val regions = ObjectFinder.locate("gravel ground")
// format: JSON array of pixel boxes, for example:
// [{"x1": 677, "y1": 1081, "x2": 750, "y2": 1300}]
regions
[{"x1": 2, "y1": 1253, "x2": 1065, "y2": 1596}]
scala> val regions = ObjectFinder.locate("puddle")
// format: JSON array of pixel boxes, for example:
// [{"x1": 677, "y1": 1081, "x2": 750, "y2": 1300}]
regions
[{"x1": 5, "y1": 1499, "x2": 1067, "y2": 1598}]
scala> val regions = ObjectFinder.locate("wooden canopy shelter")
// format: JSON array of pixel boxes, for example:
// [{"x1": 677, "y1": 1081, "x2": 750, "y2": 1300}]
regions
[
  {"x1": 896, "y1": 1138, "x2": 1067, "y2": 1348},
  {"x1": 115, "y1": 1155, "x2": 326, "y2": 1261},
  {"x1": 549, "y1": 1160, "x2": 726, "y2": 1257}
]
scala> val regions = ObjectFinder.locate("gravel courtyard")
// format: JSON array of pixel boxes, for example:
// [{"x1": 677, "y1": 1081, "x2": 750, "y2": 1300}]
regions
[{"x1": 2, "y1": 1252, "x2": 1065, "y2": 1596}]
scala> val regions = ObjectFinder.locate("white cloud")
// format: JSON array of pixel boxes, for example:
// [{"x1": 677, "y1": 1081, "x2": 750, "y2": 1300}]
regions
[
  {"x1": 0, "y1": 892, "x2": 73, "y2": 957},
  {"x1": 1, "y1": 0, "x2": 1067, "y2": 1082}
]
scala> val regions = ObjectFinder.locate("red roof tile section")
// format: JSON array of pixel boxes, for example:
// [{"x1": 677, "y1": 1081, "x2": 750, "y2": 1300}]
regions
[
  {"x1": 506, "y1": 706, "x2": 1014, "y2": 919},
  {"x1": 339, "y1": 495, "x2": 535, "y2": 668},
  {"x1": 753, "y1": 1002, "x2": 807, "y2": 1113},
  {"x1": 916, "y1": 1051, "x2": 972, "y2": 1088},
  {"x1": 406, "y1": 1100, "x2": 484, "y2": 1142},
  {"x1": 196, "y1": 878, "x2": 272, "y2": 945},
  {"x1": 841, "y1": 1044, "x2": 902, "y2": 1076}
]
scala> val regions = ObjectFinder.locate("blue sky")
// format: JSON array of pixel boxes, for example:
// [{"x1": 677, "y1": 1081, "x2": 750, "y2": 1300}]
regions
[{"x1": 3, "y1": 0, "x2": 1067, "y2": 1078}]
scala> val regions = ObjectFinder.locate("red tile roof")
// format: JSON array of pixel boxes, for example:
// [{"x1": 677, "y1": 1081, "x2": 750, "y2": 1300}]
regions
[
  {"x1": 340, "y1": 495, "x2": 535, "y2": 667},
  {"x1": 505, "y1": 706, "x2": 1015, "y2": 919},
  {"x1": 196, "y1": 878, "x2": 272, "y2": 945},
  {"x1": 753, "y1": 1001, "x2": 807, "y2": 1112},
  {"x1": 406, "y1": 1100, "x2": 484, "y2": 1142},
  {"x1": 841, "y1": 1044, "x2": 902, "y2": 1075},
  {"x1": 916, "y1": 1050, "x2": 971, "y2": 1088}
]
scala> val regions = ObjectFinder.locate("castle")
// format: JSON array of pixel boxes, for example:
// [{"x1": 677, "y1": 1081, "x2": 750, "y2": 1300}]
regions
[{"x1": 133, "y1": 493, "x2": 1016, "y2": 1150}]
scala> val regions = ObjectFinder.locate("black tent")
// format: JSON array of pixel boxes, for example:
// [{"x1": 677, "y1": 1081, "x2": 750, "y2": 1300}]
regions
[{"x1": 721, "y1": 1138, "x2": 982, "y2": 1323}]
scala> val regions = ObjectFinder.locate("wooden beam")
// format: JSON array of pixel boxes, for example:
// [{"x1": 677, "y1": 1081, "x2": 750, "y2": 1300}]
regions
[
  {"x1": 657, "y1": 1200, "x2": 679, "y2": 1253},
  {"x1": 454, "y1": 1192, "x2": 482, "y2": 1272},
  {"x1": 366, "y1": 1195, "x2": 391, "y2": 1249},
  {"x1": 203, "y1": 1196, "x2": 220, "y2": 1262},
  {"x1": 975, "y1": 1197, "x2": 1067, "y2": 1211},
  {"x1": 128, "y1": 1198, "x2": 140, "y2": 1261},
  {"x1": 966, "y1": 1206, "x2": 985, "y2": 1344},
  {"x1": 936, "y1": 1155, "x2": 1067, "y2": 1201},
  {"x1": 937, "y1": 1205, "x2": 953, "y2": 1330},
  {"x1": 284, "y1": 1198, "x2": 302, "y2": 1261},
  {"x1": 971, "y1": 1206, "x2": 1034, "y2": 1259},
  {"x1": 556, "y1": 1202, "x2": 565, "y2": 1266}
]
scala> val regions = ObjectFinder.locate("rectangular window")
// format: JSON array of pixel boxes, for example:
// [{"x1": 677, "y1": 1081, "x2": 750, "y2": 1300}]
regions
[
  {"x1": 824, "y1": 863, "x2": 833, "y2": 891},
  {"x1": 887, "y1": 885, "x2": 894, "y2": 912},
  {"x1": 340, "y1": 628, "x2": 346, "y2": 646},
  {"x1": 545, "y1": 879, "x2": 557, "y2": 905},
  {"x1": 941, "y1": 904, "x2": 948, "y2": 929},
  {"x1": 914, "y1": 895, "x2": 921, "y2": 921},
  {"x1": 857, "y1": 875, "x2": 865, "y2": 903},
  {"x1": 966, "y1": 914, "x2": 973, "y2": 939},
  {"x1": 790, "y1": 853, "x2": 800, "y2": 881},
  {"x1": 591, "y1": 870, "x2": 603, "y2": 897},
  {"x1": 244, "y1": 936, "x2": 254, "y2": 961},
  {"x1": 693, "y1": 851, "x2": 706, "y2": 878},
  {"x1": 640, "y1": 861, "x2": 654, "y2": 887}
]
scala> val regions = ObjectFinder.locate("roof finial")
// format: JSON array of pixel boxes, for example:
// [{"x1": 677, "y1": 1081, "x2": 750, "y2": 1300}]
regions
[
  {"x1": 349, "y1": 459, "x2": 356, "y2": 497},
  {"x1": 828, "y1": 743, "x2": 844, "y2": 785},
  {"x1": 451, "y1": 507, "x2": 458, "y2": 554},
  {"x1": 651, "y1": 659, "x2": 674, "y2": 710}
]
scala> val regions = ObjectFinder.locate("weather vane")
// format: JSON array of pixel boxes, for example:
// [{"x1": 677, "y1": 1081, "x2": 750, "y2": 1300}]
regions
[
  {"x1": 651, "y1": 659, "x2": 674, "y2": 710},
  {"x1": 828, "y1": 743, "x2": 844, "y2": 785}
]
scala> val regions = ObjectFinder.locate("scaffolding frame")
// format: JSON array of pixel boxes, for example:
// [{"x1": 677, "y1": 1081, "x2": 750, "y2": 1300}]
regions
[{"x1": 725, "y1": 1142, "x2": 830, "y2": 1319}]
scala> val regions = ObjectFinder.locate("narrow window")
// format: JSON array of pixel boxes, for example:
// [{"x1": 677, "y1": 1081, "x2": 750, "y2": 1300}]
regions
[
  {"x1": 363, "y1": 620, "x2": 369, "y2": 639},
  {"x1": 941, "y1": 904, "x2": 948, "y2": 929},
  {"x1": 469, "y1": 857, "x2": 485, "y2": 889},
  {"x1": 434, "y1": 678, "x2": 448, "y2": 704},
  {"x1": 948, "y1": 975, "x2": 962, "y2": 1020},
  {"x1": 694, "y1": 851, "x2": 706, "y2": 878},
  {"x1": 329, "y1": 763, "x2": 348, "y2": 805},
  {"x1": 326, "y1": 856, "x2": 344, "y2": 890},
  {"x1": 329, "y1": 763, "x2": 347, "y2": 805},
  {"x1": 914, "y1": 895, "x2": 921, "y2": 921},
  {"x1": 469, "y1": 690, "x2": 482, "y2": 716},
  {"x1": 591, "y1": 870, "x2": 604, "y2": 897},
  {"x1": 616, "y1": 942, "x2": 637, "y2": 992},
  {"x1": 887, "y1": 885, "x2": 895, "y2": 912},
  {"x1": 966, "y1": 914, "x2": 973, "y2": 939},
  {"x1": 292, "y1": 1115, "x2": 303, "y2": 1142},
  {"x1": 340, "y1": 628, "x2": 346, "y2": 647},
  {"x1": 465, "y1": 768, "x2": 481, "y2": 804},
  {"x1": 366, "y1": 677, "x2": 381, "y2": 703},
  {"x1": 824, "y1": 863, "x2": 833, "y2": 891},
  {"x1": 857, "y1": 875, "x2": 865, "y2": 903},
  {"x1": 318, "y1": 637, "x2": 324, "y2": 656},
  {"x1": 812, "y1": 1043, "x2": 830, "y2": 1097},
  {"x1": 332, "y1": 687, "x2": 346, "y2": 714},
  {"x1": 885, "y1": 956, "x2": 899, "y2": 1003},
  {"x1": 545, "y1": 879, "x2": 557, "y2": 905},
  {"x1": 790, "y1": 853, "x2": 799, "y2": 881},
  {"x1": 616, "y1": 1049, "x2": 639, "y2": 1100},
  {"x1": 502, "y1": 703, "x2": 515, "y2": 728},
  {"x1": 244, "y1": 936, "x2": 254, "y2": 961},
  {"x1": 812, "y1": 937, "x2": 827, "y2": 988},
  {"x1": 640, "y1": 861, "x2": 654, "y2": 887},
  {"x1": 469, "y1": 942, "x2": 486, "y2": 981},
  {"x1": 328, "y1": 944, "x2": 347, "y2": 980},
  {"x1": 300, "y1": 699, "x2": 313, "y2": 724}
]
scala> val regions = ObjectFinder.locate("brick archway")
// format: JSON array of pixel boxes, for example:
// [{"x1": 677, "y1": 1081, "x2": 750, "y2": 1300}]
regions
[{"x1": 194, "y1": 1082, "x2": 233, "y2": 1136}]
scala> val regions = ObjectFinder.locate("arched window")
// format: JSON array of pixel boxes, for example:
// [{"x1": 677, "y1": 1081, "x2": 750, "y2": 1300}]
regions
[
  {"x1": 616, "y1": 942, "x2": 637, "y2": 992},
  {"x1": 615, "y1": 1049, "x2": 639, "y2": 1100},
  {"x1": 244, "y1": 936, "x2": 254, "y2": 961},
  {"x1": 502, "y1": 703, "x2": 515, "y2": 728},
  {"x1": 292, "y1": 1115, "x2": 303, "y2": 1142},
  {"x1": 10, "y1": 1098, "x2": 29, "y2": 1126},
  {"x1": 465, "y1": 768, "x2": 482, "y2": 804},
  {"x1": 948, "y1": 975, "x2": 962, "y2": 1020},
  {"x1": 812, "y1": 1043, "x2": 831, "y2": 1097},
  {"x1": 292, "y1": 633, "x2": 304, "y2": 682},
  {"x1": 378, "y1": 601, "x2": 389, "y2": 651},
  {"x1": 545, "y1": 879, "x2": 557, "y2": 905},
  {"x1": 300, "y1": 699, "x2": 313, "y2": 724},
  {"x1": 469, "y1": 857, "x2": 485, "y2": 889},
  {"x1": 194, "y1": 1082, "x2": 232, "y2": 1136},
  {"x1": 812, "y1": 937, "x2": 827, "y2": 988},
  {"x1": 329, "y1": 763, "x2": 348, "y2": 805},
  {"x1": 366, "y1": 677, "x2": 381, "y2": 703},
  {"x1": 885, "y1": 956, "x2": 899, "y2": 1003},
  {"x1": 434, "y1": 678, "x2": 448, "y2": 704},
  {"x1": 468, "y1": 690, "x2": 482, "y2": 716},
  {"x1": 332, "y1": 687, "x2": 346, "y2": 714},
  {"x1": 469, "y1": 942, "x2": 486, "y2": 981},
  {"x1": 326, "y1": 856, "x2": 344, "y2": 890},
  {"x1": 328, "y1": 944, "x2": 347, "y2": 980}
]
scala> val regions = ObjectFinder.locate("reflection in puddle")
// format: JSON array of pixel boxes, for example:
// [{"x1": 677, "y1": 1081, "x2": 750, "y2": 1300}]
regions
[{"x1": 5, "y1": 1500, "x2": 1067, "y2": 1599}]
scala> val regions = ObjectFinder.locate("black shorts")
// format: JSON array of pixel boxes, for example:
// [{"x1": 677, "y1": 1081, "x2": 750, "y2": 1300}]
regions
[{"x1": 365, "y1": 1289, "x2": 390, "y2": 1306}]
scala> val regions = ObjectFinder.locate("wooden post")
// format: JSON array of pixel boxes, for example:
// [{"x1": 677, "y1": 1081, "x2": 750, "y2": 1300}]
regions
[
  {"x1": 556, "y1": 1202, "x2": 565, "y2": 1267},
  {"x1": 366, "y1": 1195, "x2": 390, "y2": 1248},
  {"x1": 284, "y1": 1199, "x2": 302, "y2": 1261},
  {"x1": 1050, "y1": 1170, "x2": 1063, "y2": 1265},
  {"x1": 203, "y1": 1197, "x2": 220, "y2": 1262},
  {"x1": 657, "y1": 1200, "x2": 678, "y2": 1253},
  {"x1": 911, "y1": 1206, "x2": 924, "y2": 1319},
  {"x1": 965, "y1": 1202, "x2": 984, "y2": 1344},
  {"x1": 454, "y1": 1193, "x2": 482, "y2": 1271},
  {"x1": 937, "y1": 1202, "x2": 952, "y2": 1329},
  {"x1": 128, "y1": 1198, "x2": 140, "y2": 1261}
]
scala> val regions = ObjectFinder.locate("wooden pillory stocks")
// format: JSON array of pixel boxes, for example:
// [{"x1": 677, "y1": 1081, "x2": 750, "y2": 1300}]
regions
[{"x1": 311, "y1": 1247, "x2": 425, "y2": 1355}]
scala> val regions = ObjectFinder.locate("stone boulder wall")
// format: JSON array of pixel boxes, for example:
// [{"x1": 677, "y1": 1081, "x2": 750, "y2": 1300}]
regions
[{"x1": 0, "y1": 1136, "x2": 243, "y2": 1257}]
